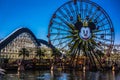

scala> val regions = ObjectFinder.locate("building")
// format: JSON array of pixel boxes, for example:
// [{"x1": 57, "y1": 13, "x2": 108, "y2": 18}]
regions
[
  {"x1": 110, "y1": 45, "x2": 120, "y2": 62},
  {"x1": 0, "y1": 27, "x2": 52, "y2": 63}
]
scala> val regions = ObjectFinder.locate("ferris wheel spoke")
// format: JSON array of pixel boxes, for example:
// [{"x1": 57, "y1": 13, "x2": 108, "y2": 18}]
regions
[
  {"x1": 94, "y1": 33, "x2": 112, "y2": 37},
  {"x1": 56, "y1": 15, "x2": 69, "y2": 26},
  {"x1": 88, "y1": 50, "x2": 97, "y2": 67},
  {"x1": 96, "y1": 17, "x2": 106, "y2": 25},
  {"x1": 84, "y1": 2, "x2": 88, "y2": 18},
  {"x1": 89, "y1": 39, "x2": 104, "y2": 51},
  {"x1": 54, "y1": 39, "x2": 71, "y2": 47},
  {"x1": 73, "y1": 40, "x2": 81, "y2": 49},
  {"x1": 62, "y1": 5, "x2": 72, "y2": 18},
  {"x1": 50, "y1": 35, "x2": 61, "y2": 40},
  {"x1": 70, "y1": 40, "x2": 82, "y2": 52},
  {"x1": 74, "y1": 0, "x2": 79, "y2": 15},
  {"x1": 94, "y1": 37, "x2": 112, "y2": 42},
  {"x1": 76, "y1": 49, "x2": 81, "y2": 62},
  {"x1": 93, "y1": 11, "x2": 101, "y2": 22},
  {"x1": 80, "y1": 0, "x2": 84, "y2": 19},
  {"x1": 86, "y1": 48, "x2": 97, "y2": 67},
  {"x1": 50, "y1": 33, "x2": 70, "y2": 35},
  {"x1": 87, "y1": 51, "x2": 96, "y2": 67},
  {"x1": 70, "y1": 49, "x2": 77, "y2": 64},
  {"x1": 89, "y1": 9, "x2": 99, "y2": 21},
  {"x1": 50, "y1": 35, "x2": 73, "y2": 41},
  {"x1": 52, "y1": 20, "x2": 69, "y2": 29},
  {"x1": 51, "y1": 26, "x2": 70, "y2": 32},
  {"x1": 101, "y1": 28, "x2": 111, "y2": 31},
  {"x1": 68, "y1": 2, "x2": 75, "y2": 17},
  {"x1": 95, "y1": 42, "x2": 112, "y2": 49},
  {"x1": 93, "y1": 28, "x2": 110, "y2": 33},
  {"x1": 67, "y1": 23, "x2": 75, "y2": 30},
  {"x1": 70, "y1": 41, "x2": 79, "y2": 52},
  {"x1": 94, "y1": 12, "x2": 102, "y2": 21},
  {"x1": 93, "y1": 49, "x2": 103, "y2": 68},
  {"x1": 58, "y1": 9, "x2": 69, "y2": 21},
  {"x1": 89, "y1": 39, "x2": 97, "y2": 45},
  {"x1": 94, "y1": 33, "x2": 111, "y2": 35},
  {"x1": 59, "y1": 42, "x2": 70, "y2": 51},
  {"x1": 89, "y1": 47, "x2": 103, "y2": 68},
  {"x1": 87, "y1": 4, "x2": 94, "y2": 18},
  {"x1": 94, "y1": 39, "x2": 106, "y2": 45},
  {"x1": 94, "y1": 38, "x2": 104, "y2": 45},
  {"x1": 100, "y1": 23, "x2": 109, "y2": 27},
  {"x1": 68, "y1": 39, "x2": 77, "y2": 48}
]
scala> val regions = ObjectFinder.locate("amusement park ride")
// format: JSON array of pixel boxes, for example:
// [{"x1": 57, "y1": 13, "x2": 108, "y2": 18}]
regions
[{"x1": 47, "y1": 0, "x2": 115, "y2": 70}]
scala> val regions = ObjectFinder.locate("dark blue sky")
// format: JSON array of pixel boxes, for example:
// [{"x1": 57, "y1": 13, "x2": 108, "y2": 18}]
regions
[{"x1": 0, "y1": 0, "x2": 120, "y2": 44}]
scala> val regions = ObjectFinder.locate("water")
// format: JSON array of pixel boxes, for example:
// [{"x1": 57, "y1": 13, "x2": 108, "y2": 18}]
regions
[{"x1": 1, "y1": 70, "x2": 120, "y2": 80}]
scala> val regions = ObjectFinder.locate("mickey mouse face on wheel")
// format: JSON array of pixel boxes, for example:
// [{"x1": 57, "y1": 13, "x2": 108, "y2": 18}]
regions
[
  {"x1": 75, "y1": 21, "x2": 96, "y2": 41},
  {"x1": 80, "y1": 27, "x2": 91, "y2": 41}
]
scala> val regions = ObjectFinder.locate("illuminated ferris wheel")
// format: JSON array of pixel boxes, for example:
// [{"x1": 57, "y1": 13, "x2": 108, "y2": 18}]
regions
[{"x1": 47, "y1": 0, "x2": 114, "y2": 69}]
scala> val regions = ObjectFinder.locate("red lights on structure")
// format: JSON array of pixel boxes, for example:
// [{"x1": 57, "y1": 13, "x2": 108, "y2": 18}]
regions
[
  {"x1": 70, "y1": 16, "x2": 73, "y2": 21},
  {"x1": 97, "y1": 7, "x2": 100, "y2": 10},
  {"x1": 111, "y1": 28, "x2": 114, "y2": 32},
  {"x1": 49, "y1": 21, "x2": 53, "y2": 26},
  {"x1": 53, "y1": 14, "x2": 56, "y2": 18},
  {"x1": 47, "y1": 34, "x2": 50, "y2": 38},
  {"x1": 74, "y1": 0, "x2": 77, "y2": 5}
]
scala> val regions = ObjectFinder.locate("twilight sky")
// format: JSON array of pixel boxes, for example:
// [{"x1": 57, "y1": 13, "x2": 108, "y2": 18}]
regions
[{"x1": 0, "y1": 0, "x2": 120, "y2": 44}]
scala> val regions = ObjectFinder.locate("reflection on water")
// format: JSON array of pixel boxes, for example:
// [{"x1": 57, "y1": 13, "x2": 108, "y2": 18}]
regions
[{"x1": 2, "y1": 70, "x2": 120, "y2": 80}]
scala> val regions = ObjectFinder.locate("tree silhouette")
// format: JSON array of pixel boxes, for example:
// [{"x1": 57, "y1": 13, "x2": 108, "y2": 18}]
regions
[
  {"x1": 19, "y1": 48, "x2": 29, "y2": 61},
  {"x1": 35, "y1": 48, "x2": 45, "y2": 65}
]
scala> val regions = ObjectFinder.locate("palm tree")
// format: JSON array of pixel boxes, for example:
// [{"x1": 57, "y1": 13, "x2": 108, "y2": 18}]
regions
[
  {"x1": 51, "y1": 48, "x2": 62, "y2": 66},
  {"x1": 19, "y1": 48, "x2": 29, "y2": 61},
  {"x1": 35, "y1": 48, "x2": 45, "y2": 65},
  {"x1": 52, "y1": 48, "x2": 61, "y2": 59}
]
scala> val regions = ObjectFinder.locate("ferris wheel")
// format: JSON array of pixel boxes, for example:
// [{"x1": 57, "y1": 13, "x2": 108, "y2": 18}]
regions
[{"x1": 47, "y1": 0, "x2": 114, "y2": 68}]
